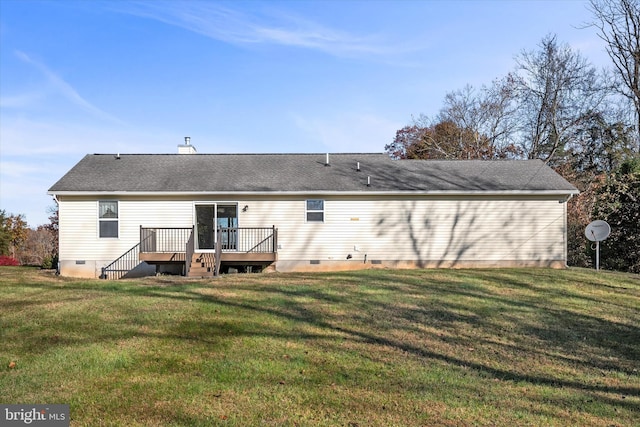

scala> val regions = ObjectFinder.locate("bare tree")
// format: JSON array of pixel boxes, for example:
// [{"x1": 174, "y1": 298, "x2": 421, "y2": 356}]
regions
[
  {"x1": 385, "y1": 113, "x2": 519, "y2": 160},
  {"x1": 588, "y1": 0, "x2": 640, "y2": 147},
  {"x1": 512, "y1": 34, "x2": 607, "y2": 164},
  {"x1": 16, "y1": 227, "x2": 56, "y2": 266},
  {"x1": 438, "y1": 79, "x2": 521, "y2": 158}
]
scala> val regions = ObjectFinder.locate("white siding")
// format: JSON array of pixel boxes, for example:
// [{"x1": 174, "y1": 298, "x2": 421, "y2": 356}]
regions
[
  {"x1": 58, "y1": 194, "x2": 568, "y2": 277},
  {"x1": 58, "y1": 196, "x2": 193, "y2": 262},
  {"x1": 234, "y1": 195, "x2": 566, "y2": 266}
]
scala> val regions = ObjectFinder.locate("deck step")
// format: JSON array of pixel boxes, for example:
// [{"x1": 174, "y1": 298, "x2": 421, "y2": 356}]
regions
[{"x1": 188, "y1": 253, "x2": 216, "y2": 277}]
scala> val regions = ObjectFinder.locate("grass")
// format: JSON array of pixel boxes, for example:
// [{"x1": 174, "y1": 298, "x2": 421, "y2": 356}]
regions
[{"x1": 1, "y1": 266, "x2": 639, "y2": 426}]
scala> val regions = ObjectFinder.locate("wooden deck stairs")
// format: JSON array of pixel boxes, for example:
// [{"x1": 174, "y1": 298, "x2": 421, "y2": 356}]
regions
[
  {"x1": 188, "y1": 253, "x2": 217, "y2": 277},
  {"x1": 99, "y1": 227, "x2": 278, "y2": 279}
]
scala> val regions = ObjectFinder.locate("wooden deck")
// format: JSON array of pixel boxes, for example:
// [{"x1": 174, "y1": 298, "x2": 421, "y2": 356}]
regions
[
  {"x1": 138, "y1": 226, "x2": 277, "y2": 277},
  {"x1": 140, "y1": 251, "x2": 276, "y2": 264},
  {"x1": 102, "y1": 226, "x2": 277, "y2": 279},
  {"x1": 141, "y1": 251, "x2": 276, "y2": 277}
]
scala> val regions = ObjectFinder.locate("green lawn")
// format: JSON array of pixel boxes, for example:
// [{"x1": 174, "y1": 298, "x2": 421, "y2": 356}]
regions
[{"x1": 1, "y1": 267, "x2": 638, "y2": 426}]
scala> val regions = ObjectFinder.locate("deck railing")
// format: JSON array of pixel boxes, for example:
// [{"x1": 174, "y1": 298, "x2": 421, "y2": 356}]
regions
[
  {"x1": 218, "y1": 226, "x2": 278, "y2": 253},
  {"x1": 103, "y1": 226, "x2": 276, "y2": 279},
  {"x1": 215, "y1": 228, "x2": 222, "y2": 276},
  {"x1": 140, "y1": 226, "x2": 277, "y2": 254},
  {"x1": 100, "y1": 242, "x2": 141, "y2": 280},
  {"x1": 101, "y1": 229, "x2": 159, "y2": 279},
  {"x1": 140, "y1": 227, "x2": 193, "y2": 253}
]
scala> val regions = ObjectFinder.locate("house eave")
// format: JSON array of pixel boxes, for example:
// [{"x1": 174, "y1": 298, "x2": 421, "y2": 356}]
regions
[{"x1": 48, "y1": 189, "x2": 580, "y2": 197}]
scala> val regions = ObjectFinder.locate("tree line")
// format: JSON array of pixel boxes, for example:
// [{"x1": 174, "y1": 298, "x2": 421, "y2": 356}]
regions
[
  {"x1": 1, "y1": 1, "x2": 637, "y2": 273},
  {"x1": 0, "y1": 209, "x2": 58, "y2": 268},
  {"x1": 386, "y1": 0, "x2": 639, "y2": 273}
]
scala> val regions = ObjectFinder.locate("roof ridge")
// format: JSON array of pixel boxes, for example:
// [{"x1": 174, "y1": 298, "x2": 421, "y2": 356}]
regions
[{"x1": 91, "y1": 152, "x2": 386, "y2": 156}]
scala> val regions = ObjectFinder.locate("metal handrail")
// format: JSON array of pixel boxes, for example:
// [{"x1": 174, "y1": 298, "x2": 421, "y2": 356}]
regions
[
  {"x1": 185, "y1": 226, "x2": 194, "y2": 277},
  {"x1": 100, "y1": 243, "x2": 141, "y2": 280},
  {"x1": 246, "y1": 225, "x2": 277, "y2": 253},
  {"x1": 101, "y1": 230, "x2": 157, "y2": 279}
]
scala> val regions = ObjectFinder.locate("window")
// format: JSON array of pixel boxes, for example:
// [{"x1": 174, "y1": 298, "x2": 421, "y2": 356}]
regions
[
  {"x1": 306, "y1": 199, "x2": 324, "y2": 222},
  {"x1": 99, "y1": 201, "x2": 118, "y2": 238}
]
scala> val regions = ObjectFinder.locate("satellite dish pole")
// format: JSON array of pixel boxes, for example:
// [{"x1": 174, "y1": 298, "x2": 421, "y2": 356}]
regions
[
  {"x1": 584, "y1": 220, "x2": 611, "y2": 271},
  {"x1": 594, "y1": 232, "x2": 600, "y2": 271}
]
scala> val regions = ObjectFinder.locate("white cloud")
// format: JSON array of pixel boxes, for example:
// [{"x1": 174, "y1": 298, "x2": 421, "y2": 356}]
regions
[
  {"x1": 0, "y1": 92, "x2": 45, "y2": 109},
  {"x1": 114, "y1": 1, "x2": 411, "y2": 59},
  {"x1": 14, "y1": 51, "x2": 124, "y2": 124},
  {"x1": 0, "y1": 160, "x2": 46, "y2": 178}
]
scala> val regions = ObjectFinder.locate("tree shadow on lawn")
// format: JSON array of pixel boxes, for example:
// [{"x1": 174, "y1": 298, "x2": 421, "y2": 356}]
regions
[
  {"x1": 139, "y1": 272, "x2": 638, "y2": 395},
  {"x1": 292, "y1": 269, "x2": 640, "y2": 370},
  {"x1": 9, "y1": 270, "x2": 640, "y2": 412}
]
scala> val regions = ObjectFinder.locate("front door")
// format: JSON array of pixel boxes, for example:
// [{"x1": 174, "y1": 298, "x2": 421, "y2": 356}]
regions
[
  {"x1": 217, "y1": 205, "x2": 238, "y2": 250},
  {"x1": 195, "y1": 204, "x2": 238, "y2": 251}
]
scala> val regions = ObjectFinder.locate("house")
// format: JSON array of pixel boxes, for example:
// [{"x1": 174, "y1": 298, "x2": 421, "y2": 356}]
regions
[{"x1": 48, "y1": 140, "x2": 579, "y2": 279}]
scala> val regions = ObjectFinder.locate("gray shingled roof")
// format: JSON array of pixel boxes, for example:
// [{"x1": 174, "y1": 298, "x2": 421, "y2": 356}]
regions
[{"x1": 48, "y1": 153, "x2": 578, "y2": 194}]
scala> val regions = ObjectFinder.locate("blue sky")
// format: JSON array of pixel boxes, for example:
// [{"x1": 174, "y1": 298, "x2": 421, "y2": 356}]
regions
[{"x1": 0, "y1": 0, "x2": 609, "y2": 226}]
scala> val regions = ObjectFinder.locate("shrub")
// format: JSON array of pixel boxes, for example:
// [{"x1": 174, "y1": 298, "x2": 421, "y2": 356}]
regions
[
  {"x1": 42, "y1": 256, "x2": 52, "y2": 269},
  {"x1": 41, "y1": 255, "x2": 59, "y2": 270},
  {"x1": 593, "y1": 156, "x2": 640, "y2": 273},
  {"x1": 0, "y1": 255, "x2": 20, "y2": 266}
]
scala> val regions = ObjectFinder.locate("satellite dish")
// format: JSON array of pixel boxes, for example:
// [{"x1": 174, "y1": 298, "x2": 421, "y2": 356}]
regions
[
  {"x1": 585, "y1": 220, "x2": 610, "y2": 271},
  {"x1": 585, "y1": 220, "x2": 611, "y2": 242}
]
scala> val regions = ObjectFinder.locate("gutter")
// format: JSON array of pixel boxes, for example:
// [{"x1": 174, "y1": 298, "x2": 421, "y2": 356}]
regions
[
  {"x1": 47, "y1": 189, "x2": 580, "y2": 197},
  {"x1": 563, "y1": 192, "x2": 576, "y2": 268}
]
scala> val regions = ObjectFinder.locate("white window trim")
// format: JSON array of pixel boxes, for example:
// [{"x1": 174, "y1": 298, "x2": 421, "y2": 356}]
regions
[
  {"x1": 98, "y1": 200, "x2": 119, "y2": 239},
  {"x1": 305, "y1": 199, "x2": 325, "y2": 223}
]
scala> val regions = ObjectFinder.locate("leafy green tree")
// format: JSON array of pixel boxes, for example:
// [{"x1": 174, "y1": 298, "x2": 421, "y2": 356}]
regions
[
  {"x1": 561, "y1": 114, "x2": 636, "y2": 267},
  {"x1": 569, "y1": 113, "x2": 635, "y2": 174},
  {"x1": 592, "y1": 156, "x2": 640, "y2": 272}
]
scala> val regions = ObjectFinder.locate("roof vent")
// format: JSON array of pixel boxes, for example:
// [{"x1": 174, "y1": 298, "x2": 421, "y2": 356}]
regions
[
  {"x1": 356, "y1": 162, "x2": 361, "y2": 172},
  {"x1": 178, "y1": 137, "x2": 197, "y2": 154},
  {"x1": 325, "y1": 153, "x2": 330, "y2": 166}
]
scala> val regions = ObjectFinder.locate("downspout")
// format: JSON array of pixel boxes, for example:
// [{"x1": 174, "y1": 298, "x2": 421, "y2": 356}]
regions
[{"x1": 563, "y1": 193, "x2": 574, "y2": 268}]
